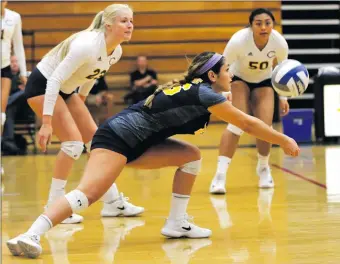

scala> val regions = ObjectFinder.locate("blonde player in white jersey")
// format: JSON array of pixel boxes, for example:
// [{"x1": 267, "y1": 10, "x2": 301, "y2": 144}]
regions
[
  {"x1": 20, "y1": 4, "x2": 143, "y2": 224},
  {"x1": 1, "y1": 1, "x2": 27, "y2": 174},
  {"x1": 210, "y1": 8, "x2": 290, "y2": 194}
]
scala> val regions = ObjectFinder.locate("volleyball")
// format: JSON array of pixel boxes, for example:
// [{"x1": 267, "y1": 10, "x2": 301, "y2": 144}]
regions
[{"x1": 271, "y1": 59, "x2": 309, "y2": 97}]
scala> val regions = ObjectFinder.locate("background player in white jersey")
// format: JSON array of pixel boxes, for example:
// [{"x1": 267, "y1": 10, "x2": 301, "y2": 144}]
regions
[
  {"x1": 1, "y1": 1, "x2": 27, "y2": 174},
  {"x1": 210, "y1": 8, "x2": 290, "y2": 194},
  {"x1": 23, "y1": 4, "x2": 143, "y2": 224}
]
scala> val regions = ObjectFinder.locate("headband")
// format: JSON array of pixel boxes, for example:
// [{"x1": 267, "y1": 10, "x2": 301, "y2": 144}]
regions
[{"x1": 197, "y1": 53, "x2": 223, "y2": 75}]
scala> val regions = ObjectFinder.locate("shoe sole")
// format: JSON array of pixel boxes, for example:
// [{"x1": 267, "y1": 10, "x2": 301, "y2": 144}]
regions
[
  {"x1": 60, "y1": 219, "x2": 83, "y2": 224},
  {"x1": 258, "y1": 184, "x2": 274, "y2": 189},
  {"x1": 101, "y1": 209, "x2": 144, "y2": 217},
  {"x1": 6, "y1": 241, "x2": 22, "y2": 256},
  {"x1": 210, "y1": 189, "x2": 226, "y2": 194},
  {"x1": 161, "y1": 228, "x2": 211, "y2": 239},
  {"x1": 61, "y1": 216, "x2": 84, "y2": 224},
  {"x1": 17, "y1": 240, "x2": 42, "y2": 259}
]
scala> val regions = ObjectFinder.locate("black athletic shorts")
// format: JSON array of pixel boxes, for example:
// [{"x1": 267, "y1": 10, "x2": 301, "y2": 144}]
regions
[
  {"x1": 24, "y1": 67, "x2": 75, "y2": 101},
  {"x1": 233, "y1": 75, "x2": 273, "y2": 91},
  {"x1": 1, "y1": 65, "x2": 13, "y2": 80},
  {"x1": 91, "y1": 120, "x2": 152, "y2": 163}
]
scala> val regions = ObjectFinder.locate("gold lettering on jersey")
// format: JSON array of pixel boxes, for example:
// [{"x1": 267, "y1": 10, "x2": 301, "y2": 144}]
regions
[
  {"x1": 192, "y1": 78, "x2": 203, "y2": 84},
  {"x1": 163, "y1": 84, "x2": 193, "y2": 96}
]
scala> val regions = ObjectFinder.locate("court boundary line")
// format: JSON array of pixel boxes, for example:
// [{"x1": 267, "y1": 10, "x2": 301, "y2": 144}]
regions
[{"x1": 271, "y1": 164, "x2": 327, "y2": 189}]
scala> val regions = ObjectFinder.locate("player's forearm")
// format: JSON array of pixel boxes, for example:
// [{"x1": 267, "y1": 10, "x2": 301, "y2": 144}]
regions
[{"x1": 244, "y1": 116, "x2": 287, "y2": 146}]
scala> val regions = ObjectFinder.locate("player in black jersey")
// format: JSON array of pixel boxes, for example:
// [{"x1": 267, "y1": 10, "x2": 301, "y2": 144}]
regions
[{"x1": 7, "y1": 51, "x2": 300, "y2": 258}]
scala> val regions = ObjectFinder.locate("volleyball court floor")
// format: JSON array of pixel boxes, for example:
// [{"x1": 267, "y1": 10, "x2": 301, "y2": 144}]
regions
[{"x1": 2, "y1": 123, "x2": 340, "y2": 264}]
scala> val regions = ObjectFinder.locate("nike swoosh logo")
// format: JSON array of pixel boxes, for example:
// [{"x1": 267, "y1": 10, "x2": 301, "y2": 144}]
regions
[
  {"x1": 117, "y1": 206, "x2": 125, "y2": 210},
  {"x1": 182, "y1": 226, "x2": 191, "y2": 231}
]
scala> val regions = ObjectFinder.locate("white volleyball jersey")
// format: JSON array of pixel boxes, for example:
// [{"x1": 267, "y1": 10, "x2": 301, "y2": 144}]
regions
[
  {"x1": 37, "y1": 31, "x2": 122, "y2": 115},
  {"x1": 223, "y1": 28, "x2": 288, "y2": 83},
  {"x1": 1, "y1": 8, "x2": 27, "y2": 76}
]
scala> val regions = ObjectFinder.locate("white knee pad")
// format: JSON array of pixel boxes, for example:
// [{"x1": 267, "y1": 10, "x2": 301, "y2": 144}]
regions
[
  {"x1": 85, "y1": 141, "x2": 91, "y2": 153},
  {"x1": 61, "y1": 141, "x2": 84, "y2": 160},
  {"x1": 65, "y1": 190, "x2": 89, "y2": 213},
  {"x1": 179, "y1": 159, "x2": 202, "y2": 175},
  {"x1": 1, "y1": 112, "x2": 6, "y2": 126},
  {"x1": 227, "y1": 124, "x2": 244, "y2": 136}
]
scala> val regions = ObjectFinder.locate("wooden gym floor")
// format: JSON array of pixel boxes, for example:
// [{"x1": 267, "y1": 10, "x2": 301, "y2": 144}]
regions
[{"x1": 2, "y1": 124, "x2": 340, "y2": 263}]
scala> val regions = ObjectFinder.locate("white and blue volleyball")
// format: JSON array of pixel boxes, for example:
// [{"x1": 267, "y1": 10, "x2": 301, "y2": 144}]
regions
[{"x1": 271, "y1": 59, "x2": 309, "y2": 97}]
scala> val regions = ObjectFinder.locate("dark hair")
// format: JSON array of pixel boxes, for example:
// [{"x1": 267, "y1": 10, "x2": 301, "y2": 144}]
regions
[
  {"x1": 144, "y1": 52, "x2": 224, "y2": 108},
  {"x1": 249, "y1": 8, "x2": 275, "y2": 25}
]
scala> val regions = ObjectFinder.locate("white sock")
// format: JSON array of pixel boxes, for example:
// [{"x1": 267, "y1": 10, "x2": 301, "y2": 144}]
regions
[
  {"x1": 27, "y1": 215, "x2": 53, "y2": 236},
  {"x1": 257, "y1": 154, "x2": 270, "y2": 169},
  {"x1": 214, "y1": 156, "x2": 231, "y2": 181},
  {"x1": 102, "y1": 183, "x2": 120, "y2": 204},
  {"x1": 168, "y1": 193, "x2": 190, "y2": 221},
  {"x1": 47, "y1": 178, "x2": 67, "y2": 205}
]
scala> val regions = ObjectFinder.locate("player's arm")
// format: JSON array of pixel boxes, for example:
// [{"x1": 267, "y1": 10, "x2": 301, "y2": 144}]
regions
[
  {"x1": 43, "y1": 42, "x2": 92, "y2": 123},
  {"x1": 12, "y1": 14, "x2": 27, "y2": 79},
  {"x1": 208, "y1": 101, "x2": 298, "y2": 155}
]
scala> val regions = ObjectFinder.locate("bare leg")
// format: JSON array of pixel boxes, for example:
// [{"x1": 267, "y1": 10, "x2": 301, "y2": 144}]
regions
[
  {"x1": 210, "y1": 81, "x2": 251, "y2": 193},
  {"x1": 28, "y1": 95, "x2": 84, "y2": 223},
  {"x1": 251, "y1": 87, "x2": 275, "y2": 188},
  {"x1": 28, "y1": 95, "x2": 83, "y2": 182},
  {"x1": 128, "y1": 138, "x2": 201, "y2": 195},
  {"x1": 45, "y1": 149, "x2": 127, "y2": 225},
  {"x1": 251, "y1": 87, "x2": 274, "y2": 156},
  {"x1": 67, "y1": 94, "x2": 143, "y2": 216},
  {"x1": 1, "y1": 77, "x2": 11, "y2": 120},
  {"x1": 129, "y1": 139, "x2": 211, "y2": 238}
]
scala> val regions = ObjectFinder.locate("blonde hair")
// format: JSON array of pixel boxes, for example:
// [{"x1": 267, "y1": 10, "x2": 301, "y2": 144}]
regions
[
  {"x1": 45, "y1": 4, "x2": 132, "y2": 59},
  {"x1": 144, "y1": 52, "x2": 224, "y2": 108}
]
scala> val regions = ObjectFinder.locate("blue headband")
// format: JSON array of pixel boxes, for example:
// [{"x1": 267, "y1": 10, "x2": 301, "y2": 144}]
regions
[{"x1": 197, "y1": 54, "x2": 223, "y2": 75}]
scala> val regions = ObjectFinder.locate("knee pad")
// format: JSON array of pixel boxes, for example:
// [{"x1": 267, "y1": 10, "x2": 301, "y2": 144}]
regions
[
  {"x1": 1, "y1": 112, "x2": 6, "y2": 126},
  {"x1": 65, "y1": 190, "x2": 89, "y2": 213},
  {"x1": 61, "y1": 141, "x2": 84, "y2": 160},
  {"x1": 85, "y1": 141, "x2": 92, "y2": 153},
  {"x1": 179, "y1": 159, "x2": 202, "y2": 175},
  {"x1": 227, "y1": 124, "x2": 244, "y2": 136}
]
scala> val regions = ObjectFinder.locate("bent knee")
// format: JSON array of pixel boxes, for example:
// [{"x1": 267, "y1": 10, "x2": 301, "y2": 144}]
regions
[{"x1": 183, "y1": 144, "x2": 201, "y2": 162}]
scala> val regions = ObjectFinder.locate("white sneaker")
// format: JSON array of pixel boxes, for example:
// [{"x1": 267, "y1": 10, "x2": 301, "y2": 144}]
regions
[
  {"x1": 257, "y1": 166, "x2": 274, "y2": 188},
  {"x1": 101, "y1": 193, "x2": 144, "y2": 217},
  {"x1": 7, "y1": 236, "x2": 23, "y2": 256},
  {"x1": 61, "y1": 214, "x2": 84, "y2": 224},
  {"x1": 7, "y1": 233, "x2": 42, "y2": 259},
  {"x1": 1, "y1": 166, "x2": 4, "y2": 175},
  {"x1": 161, "y1": 214, "x2": 212, "y2": 238},
  {"x1": 209, "y1": 174, "x2": 226, "y2": 194}
]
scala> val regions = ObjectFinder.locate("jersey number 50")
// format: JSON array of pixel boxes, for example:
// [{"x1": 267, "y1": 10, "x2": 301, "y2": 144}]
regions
[
  {"x1": 249, "y1": 61, "x2": 269, "y2": 70},
  {"x1": 163, "y1": 83, "x2": 192, "y2": 96}
]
